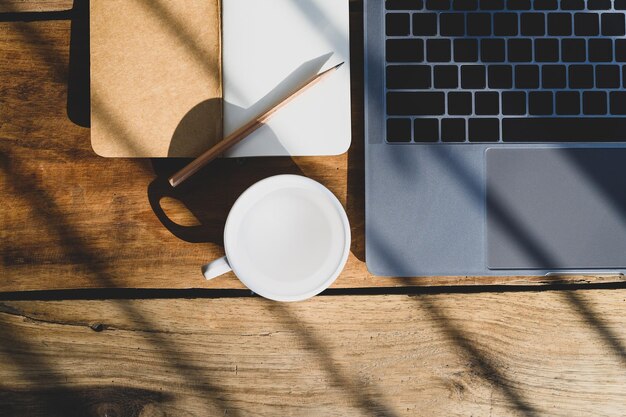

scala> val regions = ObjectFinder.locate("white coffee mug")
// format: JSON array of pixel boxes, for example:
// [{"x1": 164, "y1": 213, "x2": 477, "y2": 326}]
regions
[{"x1": 202, "y1": 175, "x2": 351, "y2": 301}]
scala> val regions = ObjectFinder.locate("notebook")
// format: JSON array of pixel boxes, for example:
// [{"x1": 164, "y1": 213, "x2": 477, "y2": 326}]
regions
[
  {"x1": 221, "y1": 0, "x2": 351, "y2": 157},
  {"x1": 90, "y1": 0, "x2": 222, "y2": 157},
  {"x1": 90, "y1": 0, "x2": 350, "y2": 158}
]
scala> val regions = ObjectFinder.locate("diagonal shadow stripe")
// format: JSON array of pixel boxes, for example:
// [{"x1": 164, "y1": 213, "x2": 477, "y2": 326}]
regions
[
  {"x1": 1, "y1": 6, "x2": 242, "y2": 414},
  {"x1": 268, "y1": 302, "x2": 401, "y2": 417},
  {"x1": 425, "y1": 148, "x2": 626, "y2": 365},
  {"x1": 0, "y1": 151, "x2": 243, "y2": 415},
  {"x1": 367, "y1": 228, "x2": 541, "y2": 416}
]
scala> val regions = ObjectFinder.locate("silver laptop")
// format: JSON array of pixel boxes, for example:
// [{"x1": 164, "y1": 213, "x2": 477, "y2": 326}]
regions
[{"x1": 365, "y1": 0, "x2": 626, "y2": 276}]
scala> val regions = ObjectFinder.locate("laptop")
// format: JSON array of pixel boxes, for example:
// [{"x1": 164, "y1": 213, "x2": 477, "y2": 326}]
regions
[{"x1": 364, "y1": 0, "x2": 626, "y2": 276}]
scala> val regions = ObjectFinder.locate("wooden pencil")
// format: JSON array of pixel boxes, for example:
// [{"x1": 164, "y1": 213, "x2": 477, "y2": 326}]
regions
[{"x1": 168, "y1": 61, "x2": 344, "y2": 187}]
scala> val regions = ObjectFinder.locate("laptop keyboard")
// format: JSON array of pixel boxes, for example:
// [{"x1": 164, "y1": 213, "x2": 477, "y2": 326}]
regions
[{"x1": 385, "y1": 0, "x2": 626, "y2": 142}]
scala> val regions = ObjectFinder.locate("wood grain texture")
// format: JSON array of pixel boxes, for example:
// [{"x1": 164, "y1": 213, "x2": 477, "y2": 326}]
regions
[
  {"x1": 0, "y1": 0, "x2": 71, "y2": 13},
  {"x1": 1, "y1": 291, "x2": 626, "y2": 416},
  {"x1": 1, "y1": 2, "x2": 625, "y2": 291}
]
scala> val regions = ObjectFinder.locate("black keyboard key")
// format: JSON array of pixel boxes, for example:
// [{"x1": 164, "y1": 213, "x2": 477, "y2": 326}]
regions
[
  {"x1": 588, "y1": 39, "x2": 613, "y2": 62},
  {"x1": 569, "y1": 65, "x2": 594, "y2": 88},
  {"x1": 461, "y1": 65, "x2": 486, "y2": 88},
  {"x1": 387, "y1": 39, "x2": 424, "y2": 62},
  {"x1": 521, "y1": 13, "x2": 545, "y2": 36},
  {"x1": 574, "y1": 13, "x2": 599, "y2": 36},
  {"x1": 507, "y1": 0, "x2": 531, "y2": 10},
  {"x1": 413, "y1": 13, "x2": 438, "y2": 35},
  {"x1": 475, "y1": 92, "x2": 499, "y2": 115},
  {"x1": 542, "y1": 65, "x2": 567, "y2": 88},
  {"x1": 611, "y1": 92, "x2": 626, "y2": 114},
  {"x1": 488, "y1": 65, "x2": 513, "y2": 88},
  {"x1": 508, "y1": 39, "x2": 532, "y2": 62},
  {"x1": 515, "y1": 65, "x2": 540, "y2": 89},
  {"x1": 617, "y1": 0, "x2": 626, "y2": 9},
  {"x1": 454, "y1": 39, "x2": 479, "y2": 62},
  {"x1": 467, "y1": 13, "x2": 492, "y2": 36},
  {"x1": 426, "y1": 39, "x2": 451, "y2": 62},
  {"x1": 502, "y1": 91, "x2": 526, "y2": 115},
  {"x1": 587, "y1": 0, "x2": 611, "y2": 10},
  {"x1": 434, "y1": 65, "x2": 458, "y2": 88},
  {"x1": 534, "y1": 0, "x2": 557, "y2": 9},
  {"x1": 616, "y1": 40, "x2": 626, "y2": 61},
  {"x1": 481, "y1": 39, "x2": 506, "y2": 62},
  {"x1": 386, "y1": 65, "x2": 431, "y2": 89},
  {"x1": 469, "y1": 118, "x2": 500, "y2": 141},
  {"x1": 583, "y1": 91, "x2": 607, "y2": 115},
  {"x1": 480, "y1": 0, "x2": 504, "y2": 9},
  {"x1": 494, "y1": 13, "x2": 518, "y2": 35},
  {"x1": 556, "y1": 91, "x2": 580, "y2": 115},
  {"x1": 440, "y1": 13, "x2": 465, "y2": 36},
  {"x1": 426, "y1": 0, "x2": 450, "y2": 9},
  {"x1": 387, "y1": 92, "x2": 445, "y2": 115},
  {"x1": 535, "y1": 39, "x2": 559, "y2": 62},
  {"x1": 448, "y1": 92, "x2": 473, "y2": 114},
  {"x1": 441, "y1": 119, "x2": 466, "y2": 141},
  {"x1": 547, "y1": 13, "x2": 572, "y2": 36},
  {"x1": 561, "y1": 0, "x2": 584, "y2": 9},
  {"x1": 562, "y1": 39, "x2": 586, "y2": 62},
  {"x1": 386, "y1": 13, "x2": 411, "y2": 36},
  {"x1": 386, "y1": 0, "x2": 424, "y2": 10},
  {"x1": 413, "y1": 118, "x2": 439, "y2": 141},
  {"x1": 387, "y1": 118, "x2": 412, "y2": 142},
  {"x1": 453, "y1": 0, "x2": 478, "y2": 10},
  {"x1": 529, "y1": 91, "x2": 553, "y2": 115},
  {"x1": 596, "y1": 65, "x2": 620, "y2": 88},
  {"x1": 602, "y1": 14, "x2": 626, "y2": 36},
  {"x1": 502, "y1": 118, "x2": 626, "y2": 141}
]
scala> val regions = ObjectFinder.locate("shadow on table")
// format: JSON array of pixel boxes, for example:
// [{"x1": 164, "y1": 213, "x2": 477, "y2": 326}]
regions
[
  {"x1": 148, "y1": 51, "x2": 350, "y2": 245},
  {"x1": 345, "y1": 2, "x2": 366, "y2": 262},
  {"x1": 0, "y1": 386, "x2": 171, "y2": 417},
  {"x1": 10, "y1": 1, "x2": 626, "y2": 416},
  {"x1": 147, "y1": 153, "x2": 305, "y2": 244},
  {"x1": 67, "y1": 0, "x2": 89, "y2": 128}
]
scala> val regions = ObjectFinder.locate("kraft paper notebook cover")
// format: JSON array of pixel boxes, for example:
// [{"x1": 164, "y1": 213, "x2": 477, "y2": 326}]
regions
[{"x1": 90, "y1": 0, "x2": 222, "y2": 157}]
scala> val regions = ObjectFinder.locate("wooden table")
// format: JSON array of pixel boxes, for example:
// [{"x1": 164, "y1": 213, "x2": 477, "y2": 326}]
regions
[{"x1": 2, "y1": 1, "x2": 626, "y2": 416}]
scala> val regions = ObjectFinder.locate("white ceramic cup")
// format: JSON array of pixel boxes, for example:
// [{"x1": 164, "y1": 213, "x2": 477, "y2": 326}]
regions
[{"x1": 202, "y1": 175, "x2": 351, "y2": 301}]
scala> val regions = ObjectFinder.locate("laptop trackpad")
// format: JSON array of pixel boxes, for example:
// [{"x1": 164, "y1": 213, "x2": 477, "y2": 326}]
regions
[{"x1": 486, "y1": 148, "x2": 626, "y2": 270}]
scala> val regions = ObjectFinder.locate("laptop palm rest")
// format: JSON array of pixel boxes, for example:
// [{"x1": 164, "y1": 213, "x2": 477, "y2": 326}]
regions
[{"x1": 486, "y1": 148, "x2": 626, "y2": 270}]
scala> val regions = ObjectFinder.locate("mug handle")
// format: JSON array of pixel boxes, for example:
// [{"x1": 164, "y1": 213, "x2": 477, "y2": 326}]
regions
[{"x1": 201, "y1": 256, "x2": 232, "y2": 280}]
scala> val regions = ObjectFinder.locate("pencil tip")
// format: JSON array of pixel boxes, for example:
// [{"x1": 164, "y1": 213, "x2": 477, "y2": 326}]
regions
[{"x1": 334, "y1": 61, "x2": 345, "y2": 69}]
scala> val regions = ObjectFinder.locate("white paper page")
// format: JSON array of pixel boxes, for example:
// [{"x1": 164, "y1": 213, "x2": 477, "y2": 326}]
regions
[{"x1": 222, "y1": 0, "x2": 351, "y2": 157}]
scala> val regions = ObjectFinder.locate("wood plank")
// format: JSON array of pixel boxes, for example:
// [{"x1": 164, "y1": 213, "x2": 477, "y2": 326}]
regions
[
  {"x1": 0, "y1": 1, "x2": 71, "y2": 13},
  {"x1": 1, "y1": 291, "x2": 626, "y2": 416},
  {"x1": 1, "y1": 6, "x2": 624, "y2": 292}
]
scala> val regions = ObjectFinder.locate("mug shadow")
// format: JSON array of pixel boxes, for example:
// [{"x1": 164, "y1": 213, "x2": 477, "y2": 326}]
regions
[
  {"x1": 148, "y1": 107, "x2": 305, "y2": 243},
  {"x1": 149, "y1": 53, "x2": 349, "y2": 245}
]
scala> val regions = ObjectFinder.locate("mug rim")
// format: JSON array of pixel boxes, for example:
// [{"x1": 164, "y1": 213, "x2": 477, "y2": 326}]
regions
[{"x1": 223, "y1": 174, "x2": 351, "y2": 302}]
